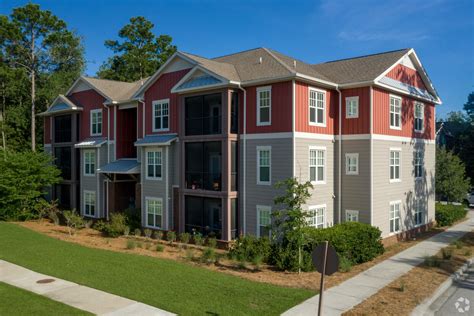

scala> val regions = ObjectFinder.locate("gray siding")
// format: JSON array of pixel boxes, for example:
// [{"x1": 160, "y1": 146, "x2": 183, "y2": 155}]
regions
[{"x1": 372, "y1": 140, "x2": 435, "y2": 237}]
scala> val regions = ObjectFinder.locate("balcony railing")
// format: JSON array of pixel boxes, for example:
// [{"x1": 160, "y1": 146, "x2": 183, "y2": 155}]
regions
[
  {"x1": 185, "y1": 115, "x2": 221, "y2": 136},
  {"x1": 185, "y1": 172, "x2": 221, "y2": 191}
]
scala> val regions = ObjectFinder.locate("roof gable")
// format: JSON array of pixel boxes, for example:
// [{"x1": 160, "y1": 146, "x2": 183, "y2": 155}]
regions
[{"x1": 39, "y1": 94, "x2": 82, "y2": 117}]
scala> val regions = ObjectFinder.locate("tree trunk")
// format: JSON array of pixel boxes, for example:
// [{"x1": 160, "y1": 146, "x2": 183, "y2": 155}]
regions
[
  {"x1": 1, "y1": 81, "x2": 6, "y2": 158},
  {"x1": 31, "y1": 29, "x2": 36, "y2": 152}
]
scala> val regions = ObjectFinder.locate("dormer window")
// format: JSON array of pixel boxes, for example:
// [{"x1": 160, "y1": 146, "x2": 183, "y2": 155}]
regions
[{"x1": 90, "y1": 109, "x2": 102, "y2": 136}]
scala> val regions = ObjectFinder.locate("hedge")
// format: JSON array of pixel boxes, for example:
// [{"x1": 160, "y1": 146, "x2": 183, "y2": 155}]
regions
[{"x1": 435, "y1": 203, "x2": 467, "y2": 227}]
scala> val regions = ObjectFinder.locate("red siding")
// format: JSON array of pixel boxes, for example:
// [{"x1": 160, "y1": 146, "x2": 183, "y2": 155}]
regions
[
  {"x1": 44, "y1": 117, "x2": 51, "y2": 144},
  {"x1": 246, "y1": 81, "x2": 292, "y2": 133},
  {"x1": 144, "y1": 69, "x2": 191, "y2": 135},
  {"x1": 68, "y1": 89, "x2": 108, "y2": 141},
  {"x1": 295, "y1": 81, "x2": 336, "y2": 134},
  {"x1": 137, "y1": 102, "x2": 143, "y2": 138},
  {"x1": 373, "y1": 87, "x2": 435, "y2": 139},
  {"x1": 340, "y1": 87, "x2": 370, "y2": 134},
  {"x1": 386, "y1": 64, "x2": 427, "y2": 90}
]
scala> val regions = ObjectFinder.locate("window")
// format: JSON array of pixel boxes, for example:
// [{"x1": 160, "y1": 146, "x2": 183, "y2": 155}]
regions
[
  {"x1": 390, "y1": 201, "x2": 401, "y2": 233},
  {"x1": 54, "y1": 114, "x2": 72, "y2": 143},
  {"x1": 346, "y1": 210, "x2": 359, "y2": 222},
  {"x1": 390, "y1": 149, "x2": 401, "y2": 182},
  {"x1": 84, "y1": 191, "x2": 96, "y2": 217},
  {"x1": 308, "y1": 205, "x2": 325, "y2": 228},
  {"x1": 345, "y1": 153, "x2": 359, "y2": 175},
  {"x1": 146, "y1": 197, "x2": 163, "y2": 228},
  {"x1": 146, "y1": 149, "x2": 162, "y2": 180},
  {"x1": 230, "y1": 92, "x2": 239, "y2": 133},
  {"x1": 414, "y1": 102, "x2": 424, "y2": 132},
  {"x1": 153, "y1": 99, "x2": 169, "y2": 131},
  {"x1": 90, "y1": 109, "x2": 102, "y2": 136},
  {"x1": 257, "y1": 86, "x2": 271, "y2": 126},
  {"x1": 54, "y1": 146, "x2": 71, "y2": 180},
  {"x1": 83, "y1": 150, "x2": 95, "y2": 176},
  {"x1": 414, "y1": 150, "x2": 423, "y2": 179},
  {"x1": 257, "y1": 146, "x2": 271, "y2": 185},
  {"x1": 185, "y1": 141, "x2": 222, "y2": 191},
  {"x1": 257, "y1": 205, "x2": 271, "y2": 237},
  {"x1": 185, "y1": 94, "x2": 221, "y2": 136},
  {"x1": 346, "y1": 96, "x2": 359, "y2": 119},
  {"x1": 309, "y1": 88, "x2": 326, "y2": 126},
  {"x1": 309, "y1": 147, "x2": 325, "y2": 183},
  {"x1": 414, "y1": 199, "x2": 424, "y2": 226},
  {"x1": 390, "y1": 95, "x2": 402, "y2": 129}
]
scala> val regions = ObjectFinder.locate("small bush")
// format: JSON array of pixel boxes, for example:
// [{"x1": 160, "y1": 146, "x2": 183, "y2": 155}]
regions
[
  {"x1": 63, "y1": 210, "x2": 84, "y2": 236},
  {"x1": 136, "y1": 241, "x2": 143, "y2": 248},
  {"x1": 451, "y1": 240, "x2": 464, "y2": 249},
  {"x1": 144, "y1": 228, "x2": 152, "y2": 239},
  {"x1": 201, "y1": 247, "x2": 216, "y2": 264},
  {"x1": 442, "y1": 248, "x2": 453, "y2": 260},
  {"x1": 435, "y1": 203, "x2": 467, "y2": 227},
  {"x1": 93, "y1": 220, "x2": 107, "y2": 232},
  {"x1": 123, "y1": 207, "x2": 141, "y2": 230},
  {"x1": 207, "y1": 237, "x2": 217, "y2": 249},
  {"x1": 424, "y1": 255, "x2": 440, "y2": 267},
  {"x1": 153, "y1": 230, "x2": 163, "y2": 240},
  {"x1": 193, "y1": 233, "x2": 203, "y2": 246},
  {"x1": 84, "y1": 220, "x2": 93, "y2": 229},
  {"x1": 126, "y1": 239, "x2": 136, "y2": 250},
  {"x1": 229, "y1": 235, "x2": 272, "y2": 263},
  {"x1": 464, "y1": 249, "x2": 472, "y2": 256},
  {"x1": 399, "y1": 280, "x2": 406, "y2": 292},
  {"x1": 144, "y1": 242, "x2": 151, "y2": 250},
  {"x1": 103, "y1": 213, "x2": 127, "y2": 238},
  {"x1": 180, "y1": 232, "x2": 191, "y2": 244},
  {"x1": 156, "y1": 244, "x2": 164, "y2": 252},
  {"x1": 339, "y1": 256, "x2": 353, "y2": 272},
  {"x1": 134, "y1": 228, "x2": 141, "y2": 237},
  {"x1": 252, "y1": 254, "x2": 264, "y2": 270},
  {"x1": 124, "y1": 226, "x2": 130, "y2": 236},
  {"x1": 167, "y1": 231, "x2": 176, "y2": 244},
  {"x1": 185, "y1": 248, "x2": 195, "y2": 261}
]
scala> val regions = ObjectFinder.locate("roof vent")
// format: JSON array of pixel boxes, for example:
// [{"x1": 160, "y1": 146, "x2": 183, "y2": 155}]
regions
[
  {"x1": 293, "y1": 60, "x2": 297, "y2": 68},
  {"x1": 259, "y1": 57, "x2": 262, "y2": 64}
]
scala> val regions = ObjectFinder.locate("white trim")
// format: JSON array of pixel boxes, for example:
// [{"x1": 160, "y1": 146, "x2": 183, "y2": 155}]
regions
[
  {"x1": 170, "y1": 64, "x2": 231, "y2": 94},
  {"x1": 345, "y1": 96, "x2": 359, "y2": 119},
  {"x1": 145, "y1": 148, "x2": 163, "y2": 181},
  {"x1": 414, "y1": 149, "x2": 424, "y2": 180},
  {"x1": 309, "y1": 146, "x2": 326, "y2": 185},
  {"x1": 256, "y1": 205, "x2": 272, "y2": 237},
  {"x1": 372, "y1": 134, "x2": 435, "y2": 144},
  {"x1": 90, "y1": 109, "x2": 103, "y2": 136},
  {"x1": 307, "y1": 204, "x2": 326, "y2": 228},
  {"x1": 414, "y1": 101, "x2": 425, "y2": 133},
  {"x1": 345, "y1": 153, "x2": 359, "y2": 175},
  {"x1": 345, "y1": 209, "x2": 359, "y2": 222},
  {"x1": 389, "y1": 94, "x2": 402, "y2": 130},
  {"x1": 144, "y1": 196, "x2": 164, "y2": 229},
  {"x1": 413, "y1": 198, "x2": 425, "y2": 227},
  {"x1": 336, "y1": 134, "x2": 370, "y2": 140},
  {"x1": 83, "y1": 149, "x2": 96, "y2": 177},
  {"x1": 152, "y1": 99, "x2": 170, "y2": 132},
  {"x1": 44, "y1": 144, "x2": 52, "y2": 148},
  {"x1": 292, "y1": 80, "x2": 296, "y2": 179},
  {"x1": 257, "y1": 146, "x2": 271, "y2": 185},
  {"x1": 256, "y1": 86, "x2": 272, "y2": 126},
  {"x1": 308, "y1": 87, "x2": 326, "y2": 127},
  {"x1": 241, "y1": 132, "x2": 292, "y2": 140},
  {"x1": 370, "y1": 86, "x2": 374, "y2": 226},
  {"x1": 83, "y1": 190, "x2": 97, "y2": 218},
  {"x1": 389, "y1": 200, "x2": 402, "y2": 234},
  {"x1": 389, "y1": 148, "x2": 402, "y2": 183},
  {"x1": 295, "y1": 132, "x2": 334, "y2": 140}
]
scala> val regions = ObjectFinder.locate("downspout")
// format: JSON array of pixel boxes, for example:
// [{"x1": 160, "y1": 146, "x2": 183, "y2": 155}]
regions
[
  {"x1": 237, "y1": 84, "x2": 247, "y2": 235},
  {"x1": 337, "y1": 86, "x2": 342, "y2": 224},
  {"x1": 104, "y1": 103, "x2": 110, "y2": 221},
  {"x1": 370, "y1": 86, "x2": 374, "y2": 225},
  {"x1": 292, "y1": 80, "x2": 296, "y2": 178}
]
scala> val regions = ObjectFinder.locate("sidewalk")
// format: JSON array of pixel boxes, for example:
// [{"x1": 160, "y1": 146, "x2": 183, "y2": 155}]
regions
[
  {"x1": 0, "y1": 260, "x2": 175, "y2": 316},
  {"x1": 283, "y1": 211, "x2": 474, "y2": 316}
]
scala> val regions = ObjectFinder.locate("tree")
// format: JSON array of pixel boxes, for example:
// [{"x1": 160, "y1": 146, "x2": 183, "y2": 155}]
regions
[
  {"x1": 0, "y1": 150, "x2": 61, "y2": 220},
  {"x1": 97, "y1": 16, "x2": 176, "y2": 82},
  {"x1": 435, "y1": 148, "x2": 470, "y2": 202},
  {"x1": 271, "y1": 178, "x2": 314, "y2": 272},
  {"x1": 0, "y1": 4, "x2": 84, "y2": 151},
  {"x1": 464, "y1": 91, "x2": 474, "y2": 121}
]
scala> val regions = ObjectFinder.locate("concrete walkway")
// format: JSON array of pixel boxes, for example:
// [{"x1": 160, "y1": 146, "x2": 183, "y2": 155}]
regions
[
  {"x1": 0, "y1": 260, "x2": 175, "y2": 316},
  {"x1": 283, "y1": 211, "x2": 474, "y2": 316}
]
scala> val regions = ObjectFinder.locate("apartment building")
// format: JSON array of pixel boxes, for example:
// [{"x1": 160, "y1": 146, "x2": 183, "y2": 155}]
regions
[{"x1": 41, "y1": 47, "x2": 440, "y2": 241}]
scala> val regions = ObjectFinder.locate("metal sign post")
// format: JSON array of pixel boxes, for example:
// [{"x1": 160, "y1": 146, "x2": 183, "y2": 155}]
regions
[{"x1": 312, "y1": 241, "x2": 339, "y2": 316}]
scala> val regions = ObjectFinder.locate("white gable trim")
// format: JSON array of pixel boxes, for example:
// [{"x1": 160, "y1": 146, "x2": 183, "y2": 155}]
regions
[
  {"x1": 65, "y1": 76, "x2": 111, "y2": 101},
  {"x1": 170, "y1": 65, "x2": 236, "y2": 94}
]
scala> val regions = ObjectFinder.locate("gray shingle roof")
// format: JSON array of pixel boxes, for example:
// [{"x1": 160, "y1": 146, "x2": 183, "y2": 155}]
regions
[
  {"x1": 81, "y1": 77, "x2": 146, "y2": 101},
  {"x1": 180, "y1": 52, "x2": 240, "y2": 82}
]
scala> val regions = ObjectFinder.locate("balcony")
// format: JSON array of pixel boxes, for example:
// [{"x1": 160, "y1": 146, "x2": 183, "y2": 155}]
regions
[
  {"x1": 185, "y1": 115, "x2": 221, "y2": 136},
  {"x1": 185, "y1": 172, "x2": 221, "y2": 191},
  {"x1": 185, "y1": 141, "x2": 221, "y2": 192},
  {"x1": 185, "y1": 93, "x2": 222, "y2": 136}
]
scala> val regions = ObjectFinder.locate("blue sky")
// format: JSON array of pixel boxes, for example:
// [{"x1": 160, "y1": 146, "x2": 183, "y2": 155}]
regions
[{"x1": 1, "y1": 0, "x2": 473, "y2": 118}]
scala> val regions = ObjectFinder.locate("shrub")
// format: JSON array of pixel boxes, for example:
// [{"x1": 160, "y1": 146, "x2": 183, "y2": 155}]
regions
[
  {"x1": 442, "y1": 248, "x2": 453, "y2": 260},
  {"x1": 103, "y1": 213, "x2": 127, "y2": 238},
  {"x1": 144, "y1": 242, "x2": 151, "y2": 250},
  {"x1": 123, "y1": 207, "x2": 141, "y2": 230},
  {"x1": 136, "y1": 241, "x2": 143, "y2": 248},
  {"x1": 63, "y1": 210, "x2": 84, "y2": 236},
  {"x1": 424, "y1": 255, "x2": 440, "y2": 267},
  {"x1": 185, "y1": 248, "x2": 195, "y2": 261},
  {"x1": 153, "y1": 230, "x2": 163, "y2": 240},
  {"x1": 207, "y1": 237, "x2": 217, "y2": 248},
  {"x1": 193, "y1": 233, "x2": 203, "y2": 246},
  {"x1": 201, "y1": 247, "x2": 216, "y2": 264},
  {"x1": 124, "y1": 226, "x2": 130, "y2": 236},
  {"x1": 84, "y1": 220, "x2": 93, "y2": 229},
  {"x1": 126, "y1": 239, "x2": 136, "y2": 250},
  {"x1": 180, "y1": 232, "x2": 191, "y2": 244},
  {"x1": 93, "y1": 220, "x2": 107, "y2": 232},
  {"x1": 167, "y1": 231, "x2": 176, "y2": 244},
  {"x1": 399, "y1": 280, "x2": 406, "y2": 292},
  {"x1": 435, "y1": 203, "x2": 467, "y2": 227},
  {"x1": 134, "y1": 228, "x2": 141, "y2": 237},
  {"x1": 144, "y1": 228, "x2": 152, "y2": 239},
  {"x1": 451, "y1": 240, "x2": 464, "y2": 249},
  {"x1": 339, "y1": 256, "x2": 353, "y2": 272},
  {"x1": 229, "y1": 235, "x2": 272, "y2": 263},
  {"x1": 156, "y1": 244, "x2": 164, "y2": 252},
  {"x1": 464, "y1": 249, "x2": 472, "y2": 256},
  {"x1": 252, "y1": 254, "x2": 264, "y2": 270}
]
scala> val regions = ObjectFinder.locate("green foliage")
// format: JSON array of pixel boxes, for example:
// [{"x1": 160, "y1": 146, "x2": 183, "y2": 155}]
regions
[
  {"x1": 338, "y1": 256, "x2": 353, "y2": 272},
  {"x1": 441, "y1": 248, "x2": 453, "y2": 260},
  {"x1": 201, "y1": 247, "x2": 216, "y2": 264},
  {"x1": 193, "y1": 233, "x2": 203, "y2": 246},
  {"x1": 399, "y1": 280, "x2": 405, "y2": 292},
  {"x1": 436, "y1": 149, "x2": 470, "y2": 202},
  {"x1": 0, "y1": 150, "x2": 61, "y2": 220},
  {"x1": 167, "y1": 231, "x2": 176, "y2": 244},
  {"x1": 123, "y1": 226, "x2": 130, "y2": 236},
  {"x1": 452, "y1": 240, "x2": 464, "y2": 249},
  {"x1": 207, "y1": 237, "x2": 217, "y2": 249},
  {"x1": 251, "y1": 254, "x2": 264, "y2": 271},
  {"x1": 155, "y1": 244, "x2": 164, "y2": 252},
  {"x1": 102, "y1": 213, "x2": 127, "y2": 238},
  {"x1": 464, "y1": 91, "x2": 474, "y2": 120},
  {"x1": 180, "y1": 232, "x2": 191, "y2": 244},
  {"x1": 144, "y1": 228, "x2": 152, "y2": 239},
  {"x1": 126, "y1": 239, "x2": 136, "y2": 250},
  {"x1": 123, "y1": 208, "x2": 141, "y2": 230},
  {"x1": 134, "y1": 228, "x2": 141, "y2": 237},
  {"x1": 424, "y1": 255, "x2": 440, "y2": 267},
  {"x1": 63, "y1": 210, "x2": 84, "y2": 236},
  {"x1": 97, "y1": 16, "x2": 176, "y2": 82},
  {"x1": 435, "y1": 203, "x2": 467, "y2": 226},
  {"x1": 185, "y1": 248, "x2": 195, "y2": 261},
  {"x1": 93, "y1": 220, "x2": 107, "y2": 232},
  {"x1": 229, "y1": 235, "x2": 271, "y2": 263},
  {"x1": 153, "y1": 230, "x2": 163, "y2": 240}
]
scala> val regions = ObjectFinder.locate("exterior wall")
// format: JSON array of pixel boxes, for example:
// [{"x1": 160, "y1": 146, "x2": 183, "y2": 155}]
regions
[
  {"x1": 340, "y1": 87, "x2": 370, "y2": 134},
  {"x1": 245, "y1": 81, "x2": 292, "y2": 134},
  {"x1": 295, "y1": 81, "x2": 337, "y2": 134},
  {"x1": 386, "y1": 64, "x2": 427, "y2": 90},
  {"x1": 68, "y1": 89, "x2": 109, "y2": 141},
  {"x1": 372, "y1": 140, "x2": 436, "y2": 237},
  {"x1": 144, "y1": 69, "x2": 191, "y2": 135},
  {"x1": 373, "y1": 87, "x2": 435, "y2": 139},
  {"x1": 44, "y1": 117, "x2": 51, "y2": 144},
  {"x1": 294, "y1": 137, "x2": 336, "y2": 227}
]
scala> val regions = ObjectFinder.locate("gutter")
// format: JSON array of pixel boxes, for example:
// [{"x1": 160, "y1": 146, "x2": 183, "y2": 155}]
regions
[
  {"x1": 336, "y1": 86, "x2": 342, "y2": 224},
  {"x1": 237, "y1": 84, "x2": 247, "y2": 235}
]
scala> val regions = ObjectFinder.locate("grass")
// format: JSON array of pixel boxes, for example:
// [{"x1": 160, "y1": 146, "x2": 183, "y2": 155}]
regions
[
  {"x1": 0, "y1": 282, "x2": 91, "y2": 316},
  {"x1": 0, "y1": 223, "x2": 313, "y2": 315}
]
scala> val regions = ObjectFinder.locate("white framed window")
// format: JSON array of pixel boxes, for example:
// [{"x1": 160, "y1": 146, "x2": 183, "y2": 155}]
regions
[
  {"x1": 257, "y1": 86, "x2": 271, "y2": 126},
  {"x1": 414, "y1": 102, "x2": 424, "y2": 132},
  {"x1": 345, "y1": 153, "x2": 359, "y2": 175},
  {"x1": 83, "y1": 190, "x2": 96, "y2": 217},
  {"x1": 90, "y1": 109, "x2": 102, "y2": 136},
  {"x1": 146, "y1": 197, "x2": 163, "y2": 228},
  {"x1": 257, "y1": 146, "x2": 271, "y2": 185},
  {"x1": 83, "y1": 150, "x2": 95, "y2": 176},
  {"x1": 152, "y1": 99, "x2": 170, "y2": 132},
  {"x1": 389, "y1": 201, "x2": 401, "y2": 233},
  {"x1": 309, "y1": 146, "x2": 326, "y2": 184},
  {"x1": 309, "y1": 87, "x2": 326, "y2": 126},
  {"x1": 257, "y1": 205, "x2": 271, "y2": 237},
  {"x1": 389, "y1": 148, "x2": 401, "y2": 182},
  {"x1": 346, "y1": 210, "x2": 359, "y2": 222},
  {"x1": 414, "y1": 150, "x2": 424, "y2": 179},
  {"x1": 346, "y1": 96, "x2": 359, "y2": 119},
  {"x1": 146, "y1": 149, "x2": 162, "y2": 180},
  {"x1": 389, "y1": 95, "x2": 402, "y2": 130},
  {"x1": 414, "y1": 199, "x2": 424, "y2": 226},
  {"x1": 307, "y1": 205, "x2": 325, "y2": 228}
]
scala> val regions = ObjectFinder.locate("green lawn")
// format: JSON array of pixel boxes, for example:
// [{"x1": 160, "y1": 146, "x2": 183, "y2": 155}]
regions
[
  {"x1": 0, "y1": 282, "x2": 91, "y2": 315},
  {"x1": 0, "y1": 223, "x2": 313, "y2": 315}
]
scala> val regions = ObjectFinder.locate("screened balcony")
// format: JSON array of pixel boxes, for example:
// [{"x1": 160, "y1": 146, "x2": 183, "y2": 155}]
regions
[
  {"x1": 185, "y1": 93, "x2": 222, "y2": 136},
  {"x1": 185, "y1": 141, "x2": 221, "y2": 191}
]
